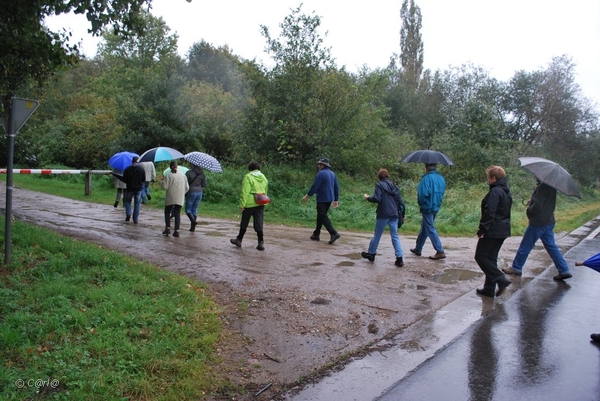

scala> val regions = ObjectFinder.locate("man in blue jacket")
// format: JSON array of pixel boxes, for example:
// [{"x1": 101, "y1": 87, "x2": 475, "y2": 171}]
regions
[
  {"x1": 303, "y1": 158, "x2": 341, "y2": 244},
  {"x1": 410, "y1": 163, "x2": 446, "y2": 260}
]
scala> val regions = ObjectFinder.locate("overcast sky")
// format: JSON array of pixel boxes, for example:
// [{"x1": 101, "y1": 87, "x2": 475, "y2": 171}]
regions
[{"x1": 46, "y1": 0, "x2": 600, "y2": 107}]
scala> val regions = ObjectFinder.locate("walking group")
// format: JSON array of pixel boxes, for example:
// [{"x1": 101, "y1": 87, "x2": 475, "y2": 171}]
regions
[{"x1": 114, "y1": 156, "x2": 206, "y2": 237}]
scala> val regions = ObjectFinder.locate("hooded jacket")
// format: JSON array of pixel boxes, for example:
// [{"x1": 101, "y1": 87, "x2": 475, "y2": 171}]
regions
[
  {"x1": 239, "y1": 170, "x2": 268, "y2": 209},
  {"x1": 186, "y1": 166, "x2": 207, "y2": 193},
  {"x1": 366, "y1": 178, "x2": 405, "y2": 219},
  {"x1": 477, "y1": 176, "x2": 512, "y2": 238},
  {"x1": 526, "y1": 182, "x2": 556, "y2": 226},
  {"x1": 161, "y1": 171, "x2": 189, "y2": 206},
  {"x1": 417, "y1": 170, "x2": 446, "y2": 213}
]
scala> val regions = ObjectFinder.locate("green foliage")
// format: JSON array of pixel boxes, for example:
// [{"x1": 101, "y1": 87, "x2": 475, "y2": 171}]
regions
[{"x1": 0, "y1": 217, "x2": 225, "y2": 400}]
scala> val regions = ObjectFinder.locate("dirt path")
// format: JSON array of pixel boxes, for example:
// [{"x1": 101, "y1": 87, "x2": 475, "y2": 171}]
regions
[{"x1": 1, "y1": 184, "x2": 570, "y2": 399}]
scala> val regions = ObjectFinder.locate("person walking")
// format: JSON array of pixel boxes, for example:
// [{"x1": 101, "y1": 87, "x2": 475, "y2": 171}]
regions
[
  {"x1": 361, "y1": 169, "x2": 406, "y2": 267},
  {"x1": 161, "y1": 161, "x2": 189, "y2": 237},
  {"x1": 474, "y1": 166, "x2": 513, "y2": 297},
  {"x1": 112, "y1": 169, "x2": 127, "y2": 208},
  {"x1": 410, "y1": 163, "x2": 446, "y2": 259},
  {"x1": 119, "y1": 156, "x2": 145, "y2": 223},
  {"x1": 139, "y1": 161, "x2": 156, "y2": 204},
  {"x1": 185, "y1": 165, "x2": 207, "y2": 232},
  {"x1": 302, "y1": 158, "x2": 341, "y2": 245},
  {"x1": 502, "y1": 180, "x2": 573, "y2": 281},
  {"x1": 230, "y1": 161, "x2": 268, "y2": 250}
]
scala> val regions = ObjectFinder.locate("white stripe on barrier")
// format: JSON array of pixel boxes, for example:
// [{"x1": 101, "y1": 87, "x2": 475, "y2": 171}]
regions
[{"x1": 0, "y1": 169, "x2": 112, "y2": 174}]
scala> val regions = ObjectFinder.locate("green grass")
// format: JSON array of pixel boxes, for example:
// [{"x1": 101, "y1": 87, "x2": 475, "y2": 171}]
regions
[{"x1": 0, "y1": 218, "x2": 229, "y2": 400}]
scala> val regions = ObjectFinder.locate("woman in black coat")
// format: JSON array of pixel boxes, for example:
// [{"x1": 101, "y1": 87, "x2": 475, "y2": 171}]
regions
[{"x1": 475, "y1": 166, "x2": 513, "y2": 297}]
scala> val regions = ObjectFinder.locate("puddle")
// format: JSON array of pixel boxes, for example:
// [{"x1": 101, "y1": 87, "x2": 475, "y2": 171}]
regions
[
  {"x1": 340, "y1": 253, "x2": 362, "y2": 260},
  {"x1": 433, "y1": 269, "x2": 482, "y2": 284},
  {"x1": 336, "y1": 261, "x2": 355, "y2": 267}
]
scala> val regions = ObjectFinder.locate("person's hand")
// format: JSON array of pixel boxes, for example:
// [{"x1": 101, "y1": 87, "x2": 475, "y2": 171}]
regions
[
  {"x1": 333, "y1": 201, "x2": 339, "y2": 209},
  {"x1": 302, "y1": 195, "x2": 309, "y2": 203},
  {"x1": 522, "y1": 198, "x2": 531, "y2": 206},
  {"x1": 364, "y1": 194, "x2": 369, "y2": 200}
]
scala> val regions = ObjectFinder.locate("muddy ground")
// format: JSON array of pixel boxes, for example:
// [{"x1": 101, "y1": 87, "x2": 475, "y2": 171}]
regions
[{"x1": 1, "y1": 184, "x2": 562, "y2": 400}]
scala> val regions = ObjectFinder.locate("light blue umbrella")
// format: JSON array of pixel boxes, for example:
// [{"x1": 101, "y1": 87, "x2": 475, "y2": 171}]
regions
[{"x1": 139, "y1": 147, "x2": 184, "y2": 163}]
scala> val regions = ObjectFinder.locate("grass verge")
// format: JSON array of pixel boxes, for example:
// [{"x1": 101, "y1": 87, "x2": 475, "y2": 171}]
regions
[{"x1": 0, "y1": 217, "x2": 228, "y2": 400}]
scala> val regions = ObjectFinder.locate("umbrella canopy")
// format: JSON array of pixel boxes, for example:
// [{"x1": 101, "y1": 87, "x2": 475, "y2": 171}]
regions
[
  {"x1": 139, "y1": 147, "x2": 184, "y2": 163},
  {"x1": 184, "y1": 151, "x2": 223, "y2": 173},
  {"x1": 518, "y1": 157, "x2": 581, "y2": 198},
  {"x1": 108, "y1": 151, "x2": 139, "y2": 171},
  {"x1": 575, "y1": 253, "x2": 600, "y2": 273},
  {"x1": 163, "y1": 166, "x2": 189, "y2": 176},
  {"x1": 401, "y1": 150, "x2": 454, "y2": 166}
]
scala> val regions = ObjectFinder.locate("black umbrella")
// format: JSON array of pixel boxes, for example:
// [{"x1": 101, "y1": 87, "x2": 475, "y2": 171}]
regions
[
  {"x1": 401, "y1": 150, "x2": 454, "y2": 166},
  {"x1": 518, "y1": 157, "x2": 581, "y2": 198}
]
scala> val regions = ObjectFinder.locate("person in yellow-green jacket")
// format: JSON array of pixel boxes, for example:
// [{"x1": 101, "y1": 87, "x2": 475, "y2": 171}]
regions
[{"x1": 230, "y1": 161, "x2": 269, "y2": 250}]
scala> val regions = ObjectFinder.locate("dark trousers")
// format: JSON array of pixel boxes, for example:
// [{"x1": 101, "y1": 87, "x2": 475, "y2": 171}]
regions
[
  {"x1": 237, "y1": 206, "x2": 264, "y2": 242},
  {"x1": 164, "y1": 205, "x2": 182, "y2": 230},
  {"x1": 314, "y1": 202, "x2": 336, "y2": 237},
  {"x1": 475, "y1": 237, "x2": 507, "y2": 291}
]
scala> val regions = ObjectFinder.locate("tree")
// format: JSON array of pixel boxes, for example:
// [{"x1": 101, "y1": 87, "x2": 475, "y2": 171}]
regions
[
  {"x1": 399, "y1": 0, "x2": 424, "y2": 89},
  {"x1": 0, "y1": 0, "x2": 152, "y2": 101}
]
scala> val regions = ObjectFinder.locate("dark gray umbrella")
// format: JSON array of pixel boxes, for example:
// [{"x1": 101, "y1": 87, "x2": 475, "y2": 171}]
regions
[
  {"x1": 518, "y1": 157, "x2": 581, "y2": 198},
  {"x1": 401, "y1": 150, "x2": 454, "y2": 166}
]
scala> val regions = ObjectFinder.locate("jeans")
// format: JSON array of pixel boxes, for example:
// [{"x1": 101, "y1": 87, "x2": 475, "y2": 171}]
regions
[
  {"x1": 415, "y1": 212, "x2": 444, "y2": 253},
  {"x1": 185, "y1": 191, "x2": 203, "y2": 217},
  {"x1": 475, "y1": 237, "x2": 508, "y2": 291},
  {"x1": 512, "y1": 223, "x2": 570, "y2": 274},
  {"x1": 368, "y1": 218, "x2": 403, "y2": 258},
  {"x1": 124, "y1": 190, "x2": 141, "y2": 222},
  {"x1": 313, "y1": 202, "x2": 337, "y2": 237},
  {"x1": 140, "y1": 181, "x2": 151, "y2": 203}
]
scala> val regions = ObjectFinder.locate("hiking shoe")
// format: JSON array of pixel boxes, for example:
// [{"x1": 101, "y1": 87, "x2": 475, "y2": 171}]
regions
[
  {"x1": 395, "y1": 257, "x2": 404, "y2": 267},
  {"x1": 496, "y1": 280, "x2": 511, "y2": 296},
  {"x1": 553, "y1": 273, "x2": 573, "y2": 281},
  {"x1": 230, "y1": 238, "x2": 242, "y2": 247},
  {"x1": 310, "y1": 235, "x2": 320, "y2": 241},
  {"x1": 429, "y1": 252, "x2": 446, "y2": 260},
  {"x1": 328, "y1": 233, "x2": 341, "y2": 244},
  {"x1": 591, "y1": 333, "x2": 600, "y2": 343},
  {"x1": 410, "y1": 248, "x2": 422, "y2": 256},
  {"x1": 189, "y1": 221, "x2": 197, "y2": 232},
  {"x1": 502, "y1": 267, "x2": 522, "y2": 276},
  {"x1": 162, "y1": 228, "x2": 170, "y2": 236},
  {"x1": 125, "y1": 215, "x2": 131, "y2": 222},
  {"x1": 476, "y1": 288, "x2": 495, "y2": 298},
  {"x1": 173, "y1": 231, "x2": 179, "y2": 237},
  {"x1": 256, "y1": 241, "x2": 265, "y2": 251},
  {"x1": 113, "y1": 201, "x2": 119, "y2": 208},
  {"x1": 147, "y1": 195, "x2": 151, "y2": 200},
  {"x1": 361, "y1": 252, "x2": 375, "y2": 262}
]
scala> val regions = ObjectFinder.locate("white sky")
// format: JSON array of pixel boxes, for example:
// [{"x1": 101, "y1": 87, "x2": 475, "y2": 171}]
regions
[{"x1": 46, "y1": 0, "x2": 600, "y2": 107}]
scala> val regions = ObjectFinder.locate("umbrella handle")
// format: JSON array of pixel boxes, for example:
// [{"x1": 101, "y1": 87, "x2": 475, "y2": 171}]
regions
[{"x1": 521, "y1": 199, "x2": 530, "y2": 206}]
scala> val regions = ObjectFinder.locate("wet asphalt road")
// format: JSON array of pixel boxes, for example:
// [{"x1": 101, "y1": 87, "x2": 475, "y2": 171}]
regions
[
  {"x1": 376, "y1": 231, "x2": 600, "y2": 401},
  {"x1": 289, "y1": 220, "x2": 600, "y2": 401}
]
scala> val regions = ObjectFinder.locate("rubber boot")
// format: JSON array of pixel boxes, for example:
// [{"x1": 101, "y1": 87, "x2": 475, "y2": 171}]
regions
[{"x1": 187, "y1": 213, "x2": 196, "y2": 232}]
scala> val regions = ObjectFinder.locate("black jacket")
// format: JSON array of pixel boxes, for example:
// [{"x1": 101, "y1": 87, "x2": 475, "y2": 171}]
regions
[
  {"x1": 477, "y1": 176, "x2": 512, "y2": 238},
  {"x1": 527, "y1": 183, "x2": 556, "y2": 226},
  {"x1": 122, "y1": 164, "x2": 146, "y2": 192}
]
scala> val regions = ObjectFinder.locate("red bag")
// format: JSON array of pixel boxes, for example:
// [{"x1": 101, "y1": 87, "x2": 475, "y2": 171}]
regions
[{"x1": 254, "y1": 193, "x2": 271, "y2": 205}]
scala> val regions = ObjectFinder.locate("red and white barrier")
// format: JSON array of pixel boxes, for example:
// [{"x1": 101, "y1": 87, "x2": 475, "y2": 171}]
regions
[{"x1": 0, "y1": 169, "x2": 111, "y2": 174}]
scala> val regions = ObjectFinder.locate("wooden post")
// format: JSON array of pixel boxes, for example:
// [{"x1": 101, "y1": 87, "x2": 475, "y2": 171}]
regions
[{"x1": 85, "y1": 171, "x2": 92, "y2": 196}]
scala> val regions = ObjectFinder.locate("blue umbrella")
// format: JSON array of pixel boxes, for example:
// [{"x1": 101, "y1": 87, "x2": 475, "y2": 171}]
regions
[
  {"x1": 139, "y1": 147, "x2": 184, "y2": 163},
  {"x1": 575, "y1": 253, "x2": 600, "y2": 273},
  {"x1": 108, "y1": 151, "x2": 139, "y2": 171}
]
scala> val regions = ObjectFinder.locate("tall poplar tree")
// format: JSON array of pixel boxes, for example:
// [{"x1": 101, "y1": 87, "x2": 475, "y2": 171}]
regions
[{"x1": 400, "y1": 0, "x2": 424, "y2": 89}]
